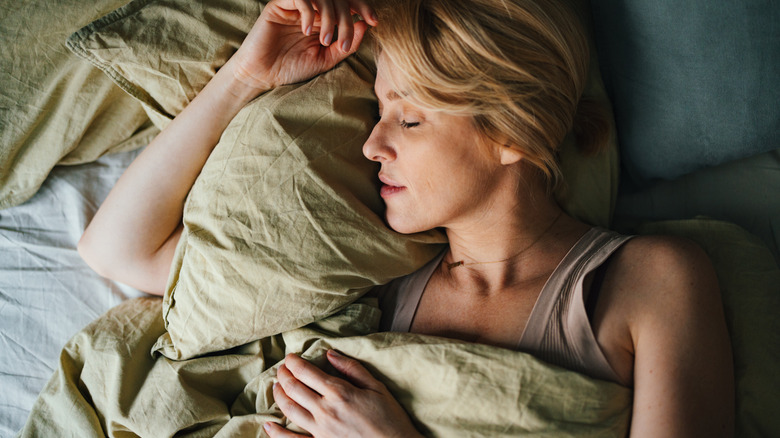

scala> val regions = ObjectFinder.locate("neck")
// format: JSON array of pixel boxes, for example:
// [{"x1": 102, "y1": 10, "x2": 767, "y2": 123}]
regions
[
  {"x1": 441, "y1": 193, "x2": 587, "y2": 295},
  {"x1": 445, "y1": 209, "x2": 562, "y2": 270}
]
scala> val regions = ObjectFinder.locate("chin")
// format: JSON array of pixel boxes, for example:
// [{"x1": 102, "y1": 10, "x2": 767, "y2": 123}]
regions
[{"x1": 385, "y1": 210, "x2": 430, "y2": 235}]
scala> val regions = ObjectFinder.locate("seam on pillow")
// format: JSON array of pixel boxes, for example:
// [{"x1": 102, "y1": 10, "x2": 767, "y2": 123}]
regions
[{"x1": 65, "y1": 0, "x2": 171, "y2": 119}]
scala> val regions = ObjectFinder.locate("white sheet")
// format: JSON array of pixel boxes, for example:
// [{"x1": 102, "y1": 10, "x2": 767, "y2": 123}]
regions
[{"x1": 0, "y1": 148, "x2": 146, "y2": 437}]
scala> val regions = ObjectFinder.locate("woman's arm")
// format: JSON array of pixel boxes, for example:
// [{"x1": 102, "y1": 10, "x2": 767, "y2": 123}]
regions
[
  {"x1": 77, "y1": 61, "x2": 261, "y2": 294},
  {"x1": 598, "y1": 236, "x2": 735, "y2": 437},
  {"x1": 78, "y1": 0, "x2": 377, "y2": 295}
]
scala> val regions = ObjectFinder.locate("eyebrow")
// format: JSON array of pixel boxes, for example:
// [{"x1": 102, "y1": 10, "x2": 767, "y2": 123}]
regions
[{"x1": 386, "y1": 90, "x2": 402, "y2": 101}]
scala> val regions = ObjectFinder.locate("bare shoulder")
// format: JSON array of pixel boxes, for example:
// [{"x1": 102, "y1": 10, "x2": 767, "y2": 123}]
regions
[
  {"x1": 600, "y1": 234, "x2": 734, "y2": 436},
  {"x1": 596, "y1": 234, "x2": 734, "y2": 435},
  {"x1": 601, "y1": 233, "x2": 724, "y2": 336},
  {"x1": 590, "y1": 234, "x2": 724, "y2": 385},
  {"x1": 605, "y1": 234, "x2": 720, "y2": 306}
]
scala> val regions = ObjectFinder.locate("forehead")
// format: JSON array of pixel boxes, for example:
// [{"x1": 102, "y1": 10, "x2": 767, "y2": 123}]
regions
[{"x1": 374, "y1": 55, "x2": 405, "y2": 103}]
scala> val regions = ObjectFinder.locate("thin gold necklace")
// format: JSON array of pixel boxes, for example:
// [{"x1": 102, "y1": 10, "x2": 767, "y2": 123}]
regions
[{"x1": 446, "y1": 211, "x2": 563, "y2": 270}]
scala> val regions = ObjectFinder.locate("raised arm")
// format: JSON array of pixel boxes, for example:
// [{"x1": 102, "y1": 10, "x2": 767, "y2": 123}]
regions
[{"x1": 78, "y1": 0, "x2": 377, "y2": 295}]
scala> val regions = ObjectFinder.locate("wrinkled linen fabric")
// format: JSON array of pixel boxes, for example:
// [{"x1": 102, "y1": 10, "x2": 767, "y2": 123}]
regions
[
  {"x1": 19, "y1": 297, "x2": 632, "y2": 437},
  {"x1": 152, "y1": 61, "x2": 447, "y2": 360},
  {"x1": 0, "y1": 0, "x2": 156, "y2": 209}
]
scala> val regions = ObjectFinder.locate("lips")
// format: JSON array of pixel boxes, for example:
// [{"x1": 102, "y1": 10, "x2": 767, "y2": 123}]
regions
[
  {"x1": 378, "y1": 173, "x2": 406, "y2": 198},
  {"x1": 380, "y1": 184, "x2": 406, "y2": 197}
]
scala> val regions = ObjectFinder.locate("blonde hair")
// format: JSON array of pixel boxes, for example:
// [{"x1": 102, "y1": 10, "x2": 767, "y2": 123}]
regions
[{"x1": 371, "y1": 0, "x2": 609, "y2": 191}]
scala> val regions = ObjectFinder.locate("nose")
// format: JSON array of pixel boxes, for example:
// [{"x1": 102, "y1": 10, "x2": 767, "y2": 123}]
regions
[{"x1": 362, "y1": 122, "x2": 396, "y2": 163}]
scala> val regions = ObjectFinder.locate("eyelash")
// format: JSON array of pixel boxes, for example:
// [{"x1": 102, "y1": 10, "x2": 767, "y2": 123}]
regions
[{"x1": 374, "y1": 111, "x2": 420, "y2": 129}]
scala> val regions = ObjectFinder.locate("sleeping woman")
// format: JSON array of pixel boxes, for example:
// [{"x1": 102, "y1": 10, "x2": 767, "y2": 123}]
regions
[{"x1": 77, "y1": 0, "x2": 735, "y2": 436}]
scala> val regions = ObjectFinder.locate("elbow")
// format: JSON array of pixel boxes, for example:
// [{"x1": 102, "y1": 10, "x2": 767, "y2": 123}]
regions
[
  {"x1": 77, "y1": 229, "x2": 170, "y2": 296},
  {"x1": 77, "y1": 231, "x2": 113, "y2": 280}
]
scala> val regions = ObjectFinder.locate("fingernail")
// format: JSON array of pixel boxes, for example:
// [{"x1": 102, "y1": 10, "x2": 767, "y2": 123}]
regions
[
  {"x1": 370, "y1": 12, "x2": 378, "y2": 23},
  {"x1": 273, "y1": 382, "x2": 280, "y2": 390},
  {"x1": 323, "y1": 32, "x2": 332, "y2": 46},
  {"x1": 342, "y1": 40, "x2": 351, "y2": 52},
  {"x1": 305, "y1": 25, "x2": 312, "y2": 36},
  {"x1": 263, "y1": 422, "x2": 272, "y2": 432},
  {"x1": 329, "y1": 349, "x2": 342, "y2": 358}
]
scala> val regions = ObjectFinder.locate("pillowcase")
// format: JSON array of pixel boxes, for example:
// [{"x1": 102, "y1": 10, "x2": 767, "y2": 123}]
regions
[
  {"x1": 68, "y1": 0, "x2": 620, "y2": 359},
  {"x1": 0, "y1": 0, "x2": 155, "y2": 209},
  {"x1": 637, "y1": 218, "x2": 780, "y2": 436},
  {"x1": 66, "y1": 0, "x2": 269, "y2": 129},
  {"x1": 591, "y1": 1, "x2": 780, "y2": 186},
  {"x1": 154, "y1": 59, "x2": 447, "y2": 359}
]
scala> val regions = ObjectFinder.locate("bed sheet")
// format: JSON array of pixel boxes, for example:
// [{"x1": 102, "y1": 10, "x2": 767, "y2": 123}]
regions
[
  {"x1": 0, "y1": 148, "x2": 146, "y2": 437},
  {"x1": 614, "y1": 148, "x2": 780, "y2": 266}
]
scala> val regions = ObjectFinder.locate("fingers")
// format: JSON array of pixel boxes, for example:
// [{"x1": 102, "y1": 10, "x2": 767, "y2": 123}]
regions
[
  {"x1": 326, "y1": 349, "x2": 385, "y2": 392},
  {"x1": 282, "y1": 353, "x2": 353, "y2": 400},
  {"x1": 309, "y1": 0, "x2": 375, "y2": 52},
  {"x1": 274, "y1": 354, "x2": 355, "y2": 434},
  {"x1": 293, "y1": 0, "x2": 317, "y2": 36},
  {"x1": 263, "y1": 421, "x2": 308, "y2": 437},
  {"x1": 273, "y1": 372, "x2": 317, "y2": 433},
  {"x1": 347, "y1": 20, "x2": 370, "y2": 54},
  {"x1": 276, "y1": 364, "x2": 323, "y2": 415},
  {"x1": 349, "y1": 0, "x2": 379, "y2": 27},
  {"x1": 273, "y1": 353, "x2": 407, "y2": 437},
  {"x1": 311, "y1": 0, "x2": 335, "y2": 46},
  {"x1": 335, "y1": 1, "x2": 355, "y2": 52}
]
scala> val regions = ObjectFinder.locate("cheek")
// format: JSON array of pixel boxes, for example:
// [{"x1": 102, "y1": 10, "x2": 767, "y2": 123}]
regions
[
  {"x1": 428, "y1": 150, "x2": 490, "y2": 190},
  {"x1": 384, "y1": 128, "x2": 496, "y2": 232},
  {"x1": 383, "y1": 175, "x2": 443, "y2": 234},
  {"x1": 407, "y1": 146, "x2": 480, "y2": 203},
  {"x1": 409, "y1": 158, "x2": 453, "y2": 206}
]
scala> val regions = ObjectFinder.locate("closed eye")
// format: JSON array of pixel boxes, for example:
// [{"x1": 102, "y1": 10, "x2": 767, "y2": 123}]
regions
[{"x1": 400, "y1": 120, "x2": 420, "y2": 128}]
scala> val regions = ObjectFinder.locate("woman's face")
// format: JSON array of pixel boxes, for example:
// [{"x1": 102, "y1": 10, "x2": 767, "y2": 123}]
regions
[{"x1": 363, "y1": 58, "x2": 506, "y2": 234}]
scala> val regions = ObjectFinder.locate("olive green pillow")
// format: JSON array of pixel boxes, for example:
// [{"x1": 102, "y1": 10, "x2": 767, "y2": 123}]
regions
[
  {"x1": 0, "y1": 0, "x2": 155, "y2": 209},
  {"x1": 66, "y1": 0, "x2": 268, "y2": 129},
  {"x1": 67, "y1": 0, "x2": 619, "y2": 359},
  {"x1": 153, "y1": 59, "x2": 447, "y2": 359}
]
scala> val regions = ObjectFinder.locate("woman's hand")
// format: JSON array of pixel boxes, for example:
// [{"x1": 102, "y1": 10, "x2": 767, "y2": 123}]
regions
[
  {"x1": 265, "y1": 350, "x2": 423, "y2": 438},
  {"x1": 231, "y1": 0, "x2": 378, "y2": 93}
]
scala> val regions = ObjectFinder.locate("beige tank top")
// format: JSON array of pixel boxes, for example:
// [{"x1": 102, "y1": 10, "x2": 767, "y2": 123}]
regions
[{"x1": 373, "y1": 227, "x2": 633, "y2": 383}]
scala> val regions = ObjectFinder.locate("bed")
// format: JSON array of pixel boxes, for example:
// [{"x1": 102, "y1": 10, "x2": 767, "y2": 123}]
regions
[{"x1": 1, "y1": 0, "x2": 778, "y2": 437}]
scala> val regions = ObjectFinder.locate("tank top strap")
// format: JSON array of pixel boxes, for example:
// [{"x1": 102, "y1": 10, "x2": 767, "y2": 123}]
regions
[
  {"x1": 518, "y1": 227, "x2": 633, "y2": 382},
  {"x1": 376, "y1": 250, "x2": 446, "y2": 332}
]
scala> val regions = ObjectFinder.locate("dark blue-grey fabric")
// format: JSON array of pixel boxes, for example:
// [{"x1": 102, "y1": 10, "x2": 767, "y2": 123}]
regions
[{"x1": 591, "y1": 1, "x2": 779, "y2": 185}]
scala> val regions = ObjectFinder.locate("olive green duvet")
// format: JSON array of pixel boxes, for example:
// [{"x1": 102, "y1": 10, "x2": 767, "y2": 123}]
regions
[{"x1": 19, "y1": 297, "x2": 631, "y2": 437}]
